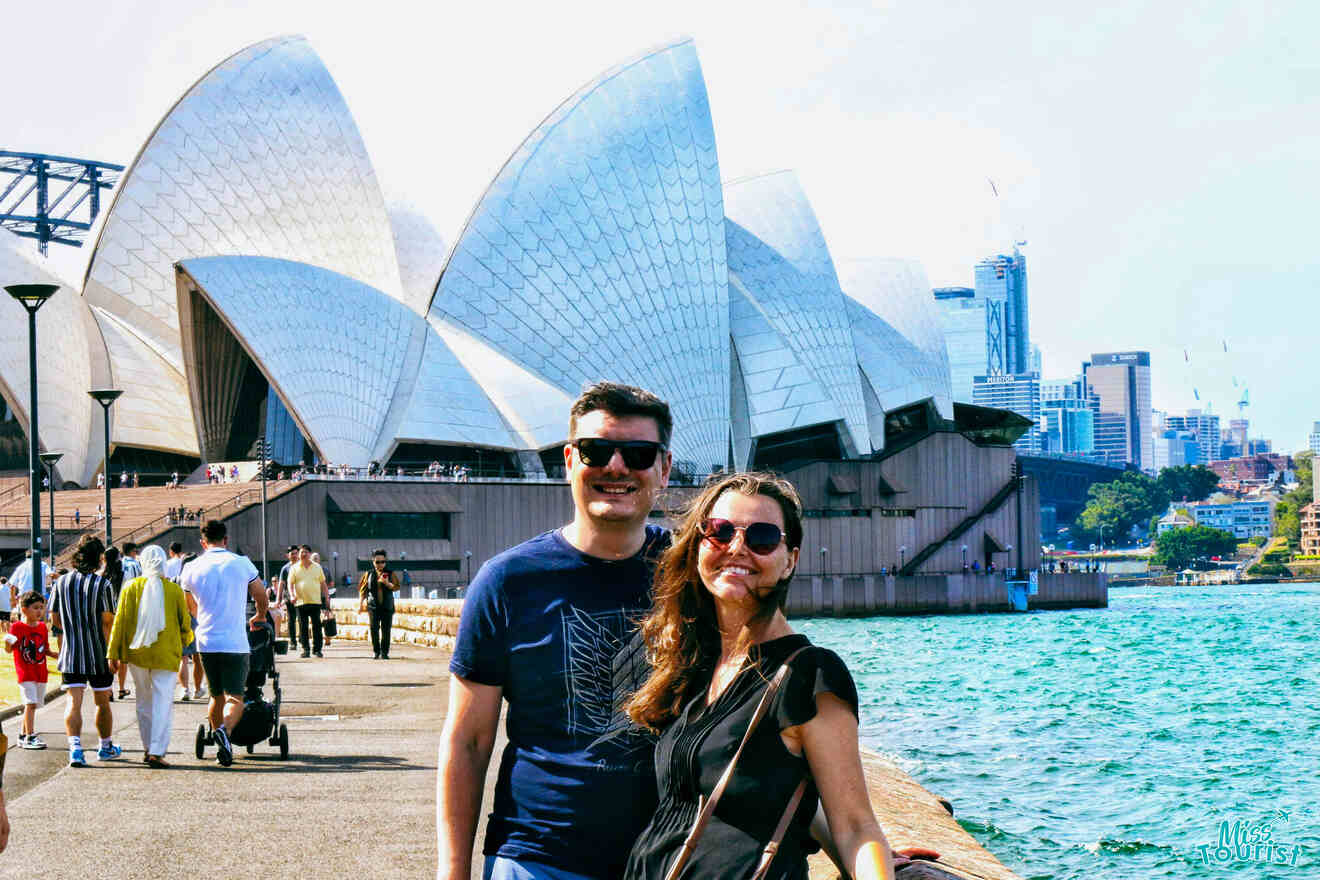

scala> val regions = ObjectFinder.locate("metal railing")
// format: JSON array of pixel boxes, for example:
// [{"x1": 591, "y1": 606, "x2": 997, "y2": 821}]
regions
[
  {"x1": 0, "y1": 514, "x2": 82, "y2": 530},
  {"x1": 0, "y1": 480, "x2": 30, "y2": 506},
  {"x1": 52, "y1": 482, "x2": 293, "y2": 566}
]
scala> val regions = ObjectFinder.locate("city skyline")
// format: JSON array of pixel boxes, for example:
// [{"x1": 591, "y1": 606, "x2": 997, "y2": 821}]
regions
[{"x1": 7, "y1": 0, "x2": 1316, "y2": 450}]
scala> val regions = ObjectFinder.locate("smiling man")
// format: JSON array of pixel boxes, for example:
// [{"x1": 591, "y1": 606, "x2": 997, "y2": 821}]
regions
[{"x1": 438, "y1": 382, "x2": 673, "y2": 880}]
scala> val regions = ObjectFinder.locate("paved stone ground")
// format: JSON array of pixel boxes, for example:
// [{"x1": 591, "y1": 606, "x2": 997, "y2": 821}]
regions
[{"x1": 2, "y1": 640, "x2": 450, "y2": 880}]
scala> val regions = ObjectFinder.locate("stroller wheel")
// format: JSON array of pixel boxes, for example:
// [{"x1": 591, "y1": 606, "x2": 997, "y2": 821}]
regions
[
  {"x1": 278, "y1": 723, "x2": 289, "y2": 760},
  {"x1": 246, "y1": 743, "x2": 255, "y2": 754},
  {"x1": 195, "y1": 723, "x2": 207, "y2": 759}
]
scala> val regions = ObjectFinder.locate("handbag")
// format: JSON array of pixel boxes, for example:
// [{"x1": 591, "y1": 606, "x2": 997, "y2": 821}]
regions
[
  {"x1": 321, "y1": 609, "x2": 337, "y2": 638},
  {"x1": 663, "y1": 646, "x2": 811, "y2": 880}
]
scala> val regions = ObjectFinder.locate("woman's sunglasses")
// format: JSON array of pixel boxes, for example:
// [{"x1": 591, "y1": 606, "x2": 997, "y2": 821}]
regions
[
  {"x1": 699, "y1": 518, "x2": 785, "y2": 556},
  {"x1": 572, "y1": 438, "x2": 665, "y2": 470}
]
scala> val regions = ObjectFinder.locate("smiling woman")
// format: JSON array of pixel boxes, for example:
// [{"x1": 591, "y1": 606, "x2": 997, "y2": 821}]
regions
[{"x1": 622, "y1": 472, "x2": 896, "y2": 880}]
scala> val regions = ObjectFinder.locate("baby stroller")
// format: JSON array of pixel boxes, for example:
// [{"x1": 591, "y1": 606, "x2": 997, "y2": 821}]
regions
[{"x1": 195, "y1": 619, "x2": 289, "y2": 760}]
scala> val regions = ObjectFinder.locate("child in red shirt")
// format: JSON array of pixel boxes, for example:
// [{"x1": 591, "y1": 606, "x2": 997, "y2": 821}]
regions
[{"x1": 6, "y1": 591, "x2": 49, "y2": 750}]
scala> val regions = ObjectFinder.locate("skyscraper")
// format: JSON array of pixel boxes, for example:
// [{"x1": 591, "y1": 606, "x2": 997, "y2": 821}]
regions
[
  {"x1": 1310, "y1": 422, "x2": 1320, "y2": 456},
  {"x1": 933, "y1": 287, "x2": 986, "y2": 402},
  {"x1": 1166, "y1": 409, "x2": 1221, "y2": 465},
  {"x1": 933, "y1": 245, "x2": 1030, "y2": 404},
  {"x1": 1084, "y1": 352, "x2": 1153, "y2": 469},
  {"x1": 974, "y1": 248, "x2": 1029, "y2": 374},
  {"x1": 972, "y1": 372, "x2": 1042, "y2": 454},
  {"x1": 1041, "y1": 376, "x2": 1096, "y2": 456}
]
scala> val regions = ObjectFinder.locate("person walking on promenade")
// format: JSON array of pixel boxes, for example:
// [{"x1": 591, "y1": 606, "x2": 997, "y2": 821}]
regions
[
  {"x1": 437, "y1": 382, "x2": 673, "y2": 880},
  {"x1": 106, "y1": 545, "x2": 194, "y2": 767},
  {"x1": 311, "y1": 552, "x2": 334, "y2": 648},
  {"x1": 357, "y1": 549, "x2": 399, "y2": 659},
  {"x1": 288, "y1": 546, "x2": 328, "y2": 658},
  {"x1": 165, "y1": 543, "x2": 203, "y2": 701},
  {"x1": 9, "y1": 551, "x2": 51, "y2": 601},
  {"x1": 6, "y1": 591, "x2": 50, "y2": 750},
  {"x1": 179, "y1": 520, "x2": 268, "y2": 767},
  {"x1": 48, "y1": 535, "x2": 122, "y2": 767},
  {"x1": 620, "y1": 473, "x2": 894, "y2": 880},
  {"x1": 101, "y1": 547, "x2": 131, "y2": 700},
  {"x1": 274, "y1": 546, "x2": 300, "y2": 649}
]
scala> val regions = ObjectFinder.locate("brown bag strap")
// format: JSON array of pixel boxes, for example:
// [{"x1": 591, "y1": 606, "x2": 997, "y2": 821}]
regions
[
  {"x1": 663, "y1": 645, "x2": 811, "y2": 880},
  {"x1": 750, "y1": 777, "x2": 810, "y2": 880}
]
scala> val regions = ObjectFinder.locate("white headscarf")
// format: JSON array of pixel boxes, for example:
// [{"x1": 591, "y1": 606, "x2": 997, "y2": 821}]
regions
[{"x1": 130, "y1": 544, "x2": 168, "y2": 649}]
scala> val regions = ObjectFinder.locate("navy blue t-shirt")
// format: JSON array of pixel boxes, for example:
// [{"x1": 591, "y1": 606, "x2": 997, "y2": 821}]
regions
[{"x1": 450, "y1": 524, "x2": 667, "y2": 879}]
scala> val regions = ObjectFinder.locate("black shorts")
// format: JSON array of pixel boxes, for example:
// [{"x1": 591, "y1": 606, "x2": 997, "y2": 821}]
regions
[
  {"x1": 200, "y1": 652, "x2": 249, "y2": 696},
  {"x1": 63, "y1": 671, "x2": 114, "y2": 690}
]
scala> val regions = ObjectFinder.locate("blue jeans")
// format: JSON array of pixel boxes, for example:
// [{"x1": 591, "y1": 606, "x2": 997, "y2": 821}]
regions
[{"x1": 483, "y1": 857, "x2": 598, "y2": 880}]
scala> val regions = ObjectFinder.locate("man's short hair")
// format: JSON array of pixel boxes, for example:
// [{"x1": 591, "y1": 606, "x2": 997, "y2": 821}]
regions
[
  {"x1": 169, "y1": 541, "x2": 183, "y2": 555},
  {"x1": 19, "y1": 590, "x2": 44, "y2": 608},
  {"x1": 123, "y1": 541, "x2": 139, "y2": 555},
  {"x1": 568, "y1": 382, "x2": 672, "y2": 448},
  {"x1": 201, "y1": 519, "x2": 227, "y2": 543},
  {"x1": 300, "y1": 544, "x2": 313, "y2": 553},
  {"x1": 372, "y1": 548, "x2": 387, "y2": 558},
  {"x1": 287, "y1": 545, "x2": 299, "y2": 554}
]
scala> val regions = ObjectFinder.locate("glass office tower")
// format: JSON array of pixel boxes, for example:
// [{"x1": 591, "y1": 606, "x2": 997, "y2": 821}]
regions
[
  {"x1": 1084, "y1": 352, "x2": 1153, "y2": 469},
  {"x1": 933, "y1": 287, "x2": 988, "y2": 402},
  {"x1": 974, "y1": 248, "x2": 1029, "y2": 375},
  {"x1": 972, "y1": 371, "x2": 1042, "y2": 454}
]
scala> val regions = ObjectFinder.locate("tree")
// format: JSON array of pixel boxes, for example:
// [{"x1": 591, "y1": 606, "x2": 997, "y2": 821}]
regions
[
  {"x1": 1075, "y1": 470, "x2": 1171, "y2": 545},
  {"x1": 1152, "y1": 525, "x2": 1238, "y2": 570},
  {"x1": 1156, "y1": 465, "x2": 1222, "y2": 503},
  {"x1": 1272, "y1": 451, "x2": 1312, "y2": 548}
]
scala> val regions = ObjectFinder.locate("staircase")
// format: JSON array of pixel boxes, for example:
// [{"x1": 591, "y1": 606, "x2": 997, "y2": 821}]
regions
[
  {"x1": 899, "y1": 478, "x2": 1021, "y2": 576},
  {"x1": 0, "y1": 481, "x2": 299, "y2": 565}
]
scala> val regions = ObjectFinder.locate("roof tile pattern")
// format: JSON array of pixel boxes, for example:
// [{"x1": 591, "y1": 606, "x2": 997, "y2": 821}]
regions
[
  {"x1": 179, "y1": 256, "x2": 417, "y2": 466},
  {"x1": 0, "y1": 236, "x2": 104, "y2": 484},
  {"x1": 83, "y1": 35, "x2": 401, "y2": 366},
  {"x1": 429, "y1": 39, "x2": 729, "y2": 471},
  {"x1": 723, "y1": 172, "x2": 867, "y2": 455}
]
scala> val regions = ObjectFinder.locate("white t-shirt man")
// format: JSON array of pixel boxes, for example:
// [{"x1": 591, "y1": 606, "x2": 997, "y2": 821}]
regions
[
  {"x1": 9, "y1": 559, "x2": 53, "y2": 600},
  {"x1": 164, "y1": 555, "x2": 185, "y2": 582},
  {"x1": 180, "y1": 547, "x2": 259, "y2": 653}
]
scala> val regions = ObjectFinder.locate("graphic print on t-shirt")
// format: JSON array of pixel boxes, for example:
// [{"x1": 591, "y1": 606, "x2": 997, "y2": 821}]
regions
[{"x1": 562, "y1": 605, "x2": 644, "y2": 738}]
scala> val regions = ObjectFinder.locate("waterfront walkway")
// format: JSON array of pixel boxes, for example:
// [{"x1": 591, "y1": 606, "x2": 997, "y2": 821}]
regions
[
  {"x1": 2, "y1": 641, "x2": 444, "y2": 879},
  {"x1": 2, "y1": 637, "x2": 1020, "y2": 880}
]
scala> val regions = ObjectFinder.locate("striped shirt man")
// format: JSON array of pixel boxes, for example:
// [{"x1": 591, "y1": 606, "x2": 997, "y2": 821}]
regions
[
  {"x1": 47, "y1": 571, "x2": 114, "y2": 676},
  {"x1": 121, "y1": 555, "x2": 142, "y2": 581}
]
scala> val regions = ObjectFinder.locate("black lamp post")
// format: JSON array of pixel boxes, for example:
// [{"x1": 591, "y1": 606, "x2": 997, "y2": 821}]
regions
[
  {"x1": 39, "y1": 451, "x2": 62, "y2": 564},
  {"x1": 5, "y1": 284, "x2": 59, "y2": 572},
  {"x1": 88, "y1": 389, "x2": 123, "y2": 545}
]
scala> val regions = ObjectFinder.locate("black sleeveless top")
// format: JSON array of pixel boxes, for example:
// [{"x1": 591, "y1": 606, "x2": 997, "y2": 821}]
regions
[{"x1": 623, "y1": 634, "x2": 859, "y2": 880}]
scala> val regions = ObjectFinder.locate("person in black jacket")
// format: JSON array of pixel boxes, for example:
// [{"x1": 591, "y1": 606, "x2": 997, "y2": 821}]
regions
[{"x1": 357, "y1": 549, "x2": 399, "y2": 659}]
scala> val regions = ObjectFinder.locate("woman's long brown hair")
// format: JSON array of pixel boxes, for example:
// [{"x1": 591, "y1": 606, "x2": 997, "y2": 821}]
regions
[{"x1": 625, "y1": 471, "x2": 804, "y2": 732}]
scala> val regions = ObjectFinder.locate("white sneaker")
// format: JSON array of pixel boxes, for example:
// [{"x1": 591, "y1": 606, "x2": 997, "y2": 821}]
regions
[
  {"x1": 23, "y1": 734, "x2": 48, "y2": 750},
  {"x1": 195, "y1": 685, "x2": 207, "y2": 700},
  {"x1": 180, "y1": 689, "x2": 192, "y2": 702}
]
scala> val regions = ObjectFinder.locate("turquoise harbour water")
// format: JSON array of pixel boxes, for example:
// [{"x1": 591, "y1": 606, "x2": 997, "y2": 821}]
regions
[{"x1": 798, "y1": 583, "x2": 1319, "y2": 880}]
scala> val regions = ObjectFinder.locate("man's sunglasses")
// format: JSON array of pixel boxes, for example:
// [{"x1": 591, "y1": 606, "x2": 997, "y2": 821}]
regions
[
  {"x1": 572, "y1": 438, "x2": 665, "y2": 470},
  {"x1": 700, "y1": 519, "x2": 785, "y2": 556}
]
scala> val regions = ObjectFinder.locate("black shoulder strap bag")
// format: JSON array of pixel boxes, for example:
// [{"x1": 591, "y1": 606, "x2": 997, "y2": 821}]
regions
[{"x1": 663, "y1": 645, "x2": 812, "y2": 880}]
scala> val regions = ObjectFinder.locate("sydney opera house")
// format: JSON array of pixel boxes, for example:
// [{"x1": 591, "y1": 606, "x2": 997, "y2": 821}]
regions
[{"x1": 2, "y1": 35, "x2": 1069, "y2": 598}]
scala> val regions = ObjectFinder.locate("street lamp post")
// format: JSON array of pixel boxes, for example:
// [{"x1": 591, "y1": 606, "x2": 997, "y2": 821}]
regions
[
  {"x1": 961, "y1": 544, "x2": 968, "y2": 571},
  {"x1": 464, "y1": 550, "x2": 472, "y2": 587},
  {"x1": 899, "y1": 544, "x2": 907, "y2": 573},
  {"x1": 332, "y1": 550, "x2": 339, "y2": 593},
  {"x1": 6, "y1": 284, "x2": 59, "y2": 571},
  {"x1": 819, "y1": 546, "x2": 828, "y2": 576},
  {"x1": 87, "y1": 389, "x2": 123, "y2": 545},
  {"x1": 39, "y1": 452, "x2": 62, "y2": 566},
  {"x1": 257, "y1": 436, "x2": 270, "y2": 587}
]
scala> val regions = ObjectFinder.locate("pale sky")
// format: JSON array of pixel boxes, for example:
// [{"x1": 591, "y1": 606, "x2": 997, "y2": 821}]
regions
[{"x1": 9, "y1": 0, "x2": 1317, "y2": 450}]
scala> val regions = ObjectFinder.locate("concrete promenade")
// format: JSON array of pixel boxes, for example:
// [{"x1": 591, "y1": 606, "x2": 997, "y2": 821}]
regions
[
  {"x1": 2, "y1": 633, "x2": 1024, "y2": 880},
  {"x1": 2, "y1": 640, "x2": 445, "y2": 879}
]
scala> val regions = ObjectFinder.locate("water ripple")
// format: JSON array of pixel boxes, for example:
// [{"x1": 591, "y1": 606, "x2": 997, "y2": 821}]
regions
[{"x1": 799, "y1": 583, "x2": 1320, "y2": 880}]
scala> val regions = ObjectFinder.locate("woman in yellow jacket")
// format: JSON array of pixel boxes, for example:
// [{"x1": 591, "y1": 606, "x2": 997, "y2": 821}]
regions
[{"x1": 107, "y1": 545, "x2": 194, "y2": 767}]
